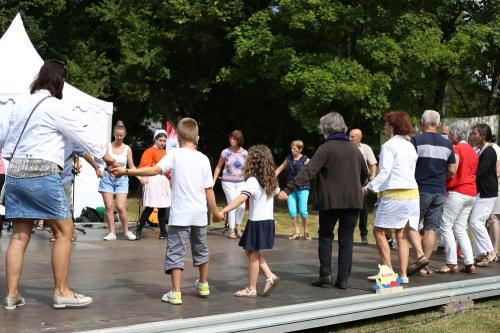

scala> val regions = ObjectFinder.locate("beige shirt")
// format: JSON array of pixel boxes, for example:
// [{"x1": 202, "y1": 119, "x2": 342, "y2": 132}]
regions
[{"x1": 358, "y1": 143, "x2": 377, "y2": 167}]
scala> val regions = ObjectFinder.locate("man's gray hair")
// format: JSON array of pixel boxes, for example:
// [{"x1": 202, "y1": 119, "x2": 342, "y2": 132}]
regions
[
  {"x1": 421, "y1": 110, "x2": 441, "y2": 127},
  {"x1": 319, "y1": 112, "x2": 347, "y2": 135},
  {"x1": 448, "y1": 120, "x2": 469, "y2": 142}
]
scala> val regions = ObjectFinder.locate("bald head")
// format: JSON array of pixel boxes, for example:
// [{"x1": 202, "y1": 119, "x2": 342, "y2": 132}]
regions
[{"x1": 349, "y1": 128, "x2": 362, "y2": 145}]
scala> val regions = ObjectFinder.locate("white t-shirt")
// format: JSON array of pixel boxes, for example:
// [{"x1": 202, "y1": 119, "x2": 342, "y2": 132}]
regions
[
  {"x1": 241, "y1": 177, "x2": 280, "y2": 221},
  {"x1": 156, "y1": 147, "x2": 213, "y2": 226}
]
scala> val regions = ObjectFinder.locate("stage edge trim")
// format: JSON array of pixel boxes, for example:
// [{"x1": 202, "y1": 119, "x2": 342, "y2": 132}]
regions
[{"x1": 78, "y1": 276, "x2": 500, "y2": 333}]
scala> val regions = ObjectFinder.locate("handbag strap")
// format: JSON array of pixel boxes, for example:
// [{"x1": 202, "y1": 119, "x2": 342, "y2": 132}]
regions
[{"x1": 9, "y1": 95, "x2": 52, "y2": 159}]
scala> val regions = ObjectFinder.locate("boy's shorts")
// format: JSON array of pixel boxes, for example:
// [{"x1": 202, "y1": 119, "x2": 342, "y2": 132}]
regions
[{"x1": 164, "y1": 225, "x2": 208, "y2": 274}]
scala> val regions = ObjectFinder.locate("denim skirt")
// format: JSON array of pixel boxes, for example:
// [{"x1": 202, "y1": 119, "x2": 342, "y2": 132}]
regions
[
  {"x1": 5, "y1": 174, "x2": 71, "y2": 220},
  {"x1": 238, "y1": 219, "x2": 275, "y2": 251}
]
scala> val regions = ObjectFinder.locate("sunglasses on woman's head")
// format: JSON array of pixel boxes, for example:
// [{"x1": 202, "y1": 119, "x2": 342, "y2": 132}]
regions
[{"x1": 47, "y1": 59, "x2": 65, "y2": 66}]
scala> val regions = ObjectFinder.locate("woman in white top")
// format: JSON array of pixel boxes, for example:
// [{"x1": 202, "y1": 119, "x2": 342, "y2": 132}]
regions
[
  {"x1": 364, "y1": 111, "x2": 420, "y2": 283},
  {"x1": 0, "y1": 60, "x2": 116, "y2": 309},
  {"x1": 98, "y1": 121, "x2": 138, "y2": 241}
]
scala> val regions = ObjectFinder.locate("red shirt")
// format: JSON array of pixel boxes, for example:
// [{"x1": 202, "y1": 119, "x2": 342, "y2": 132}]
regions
[{"x1": 446, "y1": 142, "x2": 478, "y2": 196}]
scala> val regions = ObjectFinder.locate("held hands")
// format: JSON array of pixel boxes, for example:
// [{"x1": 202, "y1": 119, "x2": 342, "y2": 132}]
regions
[
  {"x1": 276, "y1": 191, "x2": 288, "y2": 201},
  {"x1": 212, "y1": 210, "x2": 225, "y2": 223},
  {"x1": 109, "y1": 166, "x2": 126, "y2": 178},
  {"x1": 362, "y1": 187, "x2": 370, "y2": 196}
]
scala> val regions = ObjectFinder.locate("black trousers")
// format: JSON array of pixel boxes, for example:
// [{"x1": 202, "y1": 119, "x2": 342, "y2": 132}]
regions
[
  {"x1": 358, "y1": 197, "x2": 368, "y2": 237},
  {"x1": 318, "y1": 209, "x2": 360, "y2": 283},
  {"x1": 138, "y1": 207, "x2": 169, "y2": 235}
]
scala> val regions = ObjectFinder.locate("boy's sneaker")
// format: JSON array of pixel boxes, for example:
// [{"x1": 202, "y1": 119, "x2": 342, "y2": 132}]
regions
[
  {"x1": 161, "y1": 291, "x2": 182, "y2": 305},
  {"x1": 194, "y1": 279, "x2": 210, "y2": 296}
]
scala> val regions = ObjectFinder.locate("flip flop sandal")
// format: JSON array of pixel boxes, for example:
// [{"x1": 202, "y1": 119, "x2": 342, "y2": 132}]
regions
[
  {"x1": 233, "y1": 287, "x2": 257, "y2": 297},
  {"x1": 288, "y1": 232, "x2": 300, "y2": 240},
  {"x1": 407, "y1": 256, "x2": 429, "y2": 276},
  {"x1": 436, "y1": 264, "x2": 458, "y2": 274},
  {"x1": 262, "y1": 275, "x2": 280, "y2": 297},
  {"x1": 303, "y1": 232, "x2": 312, "y2": 240},
  {"x1": 418, "y1": 266, "x2": 434, "y2": 277}
]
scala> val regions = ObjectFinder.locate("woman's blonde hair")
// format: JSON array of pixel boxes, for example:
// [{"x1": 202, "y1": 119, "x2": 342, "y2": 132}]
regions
[
  {"x1": 244, "y1": 145, "x2": 278, "y2": 197},
  {"x1": 290, "y1": 140, "x2": 304, "y2": 151},
  {"x1": 114, "y1": 120, "x2": 126, "y2": 133}
]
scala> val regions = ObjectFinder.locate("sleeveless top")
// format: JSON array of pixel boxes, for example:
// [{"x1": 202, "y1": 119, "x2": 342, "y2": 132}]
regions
[
  {"x1": 108, "y1": 144, "x2": 129, "y2": 168},
  {"x1": 286, "y1": 154, "x2": 310, "y2": 190}
]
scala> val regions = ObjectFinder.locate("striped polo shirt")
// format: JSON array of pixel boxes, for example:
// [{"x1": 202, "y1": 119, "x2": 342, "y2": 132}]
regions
[{"x1": 411, "y1": 132, "x2": 456, "y2": 194}]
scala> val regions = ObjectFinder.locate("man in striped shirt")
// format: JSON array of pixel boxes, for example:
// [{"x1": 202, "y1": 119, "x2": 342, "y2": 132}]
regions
[{"x1": 408, "y1": 110, "x2": 457, "y2": 276}]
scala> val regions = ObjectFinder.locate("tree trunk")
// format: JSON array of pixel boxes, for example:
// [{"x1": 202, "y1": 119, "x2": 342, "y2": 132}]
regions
[{"x1": 487, "y1": 61, "x2": 500, "y2": 116}]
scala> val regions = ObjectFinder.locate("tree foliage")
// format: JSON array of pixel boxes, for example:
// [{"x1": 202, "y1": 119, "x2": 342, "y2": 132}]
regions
[{"x1": 0, "y1": 0, "x2": 499, "y2": 159}]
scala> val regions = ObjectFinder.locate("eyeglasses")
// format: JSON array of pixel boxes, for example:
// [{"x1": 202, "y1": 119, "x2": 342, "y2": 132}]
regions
[{"x1": 47, "y1": 59, "x2": 65, "y2": 66}]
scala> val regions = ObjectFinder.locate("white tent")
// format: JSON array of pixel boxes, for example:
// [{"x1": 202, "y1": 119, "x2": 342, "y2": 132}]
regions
[{"x1": 0, "y1": 13, "x2": 114, "y2": 218}]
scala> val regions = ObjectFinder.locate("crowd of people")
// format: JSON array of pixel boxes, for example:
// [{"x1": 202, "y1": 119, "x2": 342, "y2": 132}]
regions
[{"x1": 0, "y1": 60, "x2": 499, "y2": 310}]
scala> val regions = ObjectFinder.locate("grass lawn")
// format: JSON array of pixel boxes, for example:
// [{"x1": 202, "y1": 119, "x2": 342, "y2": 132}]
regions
[
  {"x1": 124, "y1": 195, "x2": 375, "y2": 243},
  {"x1": 307, "y1": 297, "x2": 500, "y2": 333}
]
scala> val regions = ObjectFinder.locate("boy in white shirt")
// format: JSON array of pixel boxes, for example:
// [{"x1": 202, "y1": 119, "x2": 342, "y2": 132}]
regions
[{"x1": 110, "y1": 118, "x2": 222, "y2": 305}]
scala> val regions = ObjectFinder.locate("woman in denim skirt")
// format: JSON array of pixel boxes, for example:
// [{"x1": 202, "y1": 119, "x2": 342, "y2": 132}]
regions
[{"x1": 0, "y1": 60, "x2": 117, "y2": 310}]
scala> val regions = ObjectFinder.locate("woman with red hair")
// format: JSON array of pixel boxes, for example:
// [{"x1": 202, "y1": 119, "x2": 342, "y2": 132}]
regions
[{"x1": 364, "y1": 111, "x2": 420, "y2": 284}]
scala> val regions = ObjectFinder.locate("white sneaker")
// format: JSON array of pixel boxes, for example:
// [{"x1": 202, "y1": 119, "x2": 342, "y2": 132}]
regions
[
  {"x1": 367, "y1": 274, "x2": 380, "y2": 281},
  {"x1": 53, "y1": 293, "x2": 93, "y2": 309},
  {"x1": 103, "y1": 232, "x2": 116, "y2": 241},
  {"x1": 125, "y1": 231, "x2": 136, "y2": 241},
  {"x1": 400, "y1": 276, "x2": 409, "y2": 284}
]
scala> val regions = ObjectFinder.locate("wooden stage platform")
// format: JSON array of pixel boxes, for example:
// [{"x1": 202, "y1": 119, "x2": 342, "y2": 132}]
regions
[{"x1": 0, "y1": 225, "x2": 499, "y2": 333}]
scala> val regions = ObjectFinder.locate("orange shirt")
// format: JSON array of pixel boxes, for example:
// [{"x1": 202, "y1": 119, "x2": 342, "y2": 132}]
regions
[{"x1": 139, "y1": 146, "x2": 166, "y2": 168}]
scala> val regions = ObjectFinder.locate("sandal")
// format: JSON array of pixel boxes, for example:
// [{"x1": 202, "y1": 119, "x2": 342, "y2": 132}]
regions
[
  {"x1": 476, "y1": 253, "x2": 498, "y2": 267},
  {"x1": 227, "y1": 229, "x2": 237, "y2": 239},
  {"x1": 418, "y1": 266, "x2": 434, "y2": 277},
  {"x1": 407, "y1": 256, "x2": 429, "y2": 276},
  {"x1": 288, "y1": 232, "x2": 300, "y2": 240},
  {"x1": 235, "y1": 229, "x2": 243, "y2": 238},
  {"x1": 233, "y1": 287, "x2": 257, "y2": 298},
  {"x1": 436, "y1": 264, "x2": 458, "y2": 274},
  {"x1": 303, "y1": 232, "x2": 312, "y2": 240},
  {"x1": 262, "y1": 274, "x2": 280, "y2": 297},
  {"x1": 461, "y1": 264, "x2": 477, "y2": 274}
]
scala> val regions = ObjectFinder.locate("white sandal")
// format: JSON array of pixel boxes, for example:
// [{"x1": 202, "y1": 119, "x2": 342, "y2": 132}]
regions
[
  {"x1": 262, "y1": 274, "x2": 280, "y2": 296},
  {"x1": 233, "y1": 287, "x2": 257, "y2": 297}
]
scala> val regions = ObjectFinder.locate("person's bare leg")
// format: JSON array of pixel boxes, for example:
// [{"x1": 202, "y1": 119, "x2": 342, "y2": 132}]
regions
[
  {"x1": 422, "y1": 229, "x2": 436, "y2": 260},
  {"x1": 47, "y1": 218, "x2": 77, "y2": 298},
  {"x1": 248, "y1": 251, "x2": 260, "y2": 290},
  {"x1": 198, "y1": 262, "x2": 208, "y2": 284},
  {"x1": 6, "y1": 220, "x2": 33, "y2": 298},
  {"x1": 487, "y1": 215, "x2": 500, "y2": 255},
  {"x1": 374, "y1": 227, "x2": 391, "y2": 267},
  {"x1": 396, "y1": 225, "x2": 410, "y2": 277},
  {"x1": 301, "y1": 216, "x2": 310, "y2": 238},
  {"x1": 115, "y1": 193, "x2": 129, "y2": 233},
  {"x1": 258, "y1": 253, "x2": 273, "y2": 279},
  {"x1": 170, "y1": 268, "x2": 182, "y2": 292},
  {"x1": 408, "y1": 229, "x2": 425, "y2": 259},
  {"x1": 102, "y1": 192, "x2": 116, "y2": 233}
]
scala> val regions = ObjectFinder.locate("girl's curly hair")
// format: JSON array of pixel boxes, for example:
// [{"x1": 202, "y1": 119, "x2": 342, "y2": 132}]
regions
[{"x1": 243, "y1": 145, "x2": 278, "y2": 197}]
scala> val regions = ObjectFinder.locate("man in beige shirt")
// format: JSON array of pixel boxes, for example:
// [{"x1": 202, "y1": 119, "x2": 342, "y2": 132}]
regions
[{"x1": 350, "y1": 128, "x2": 377, "y2": 244}]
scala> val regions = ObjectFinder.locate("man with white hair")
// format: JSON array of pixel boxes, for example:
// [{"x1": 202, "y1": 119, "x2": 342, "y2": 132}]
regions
[
  {"x1": 349, "y1": 128, "x2": 377, "y2": 244},
  {"x1": 407, "y1": 110, "x2": 457, "y2": 276}
]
